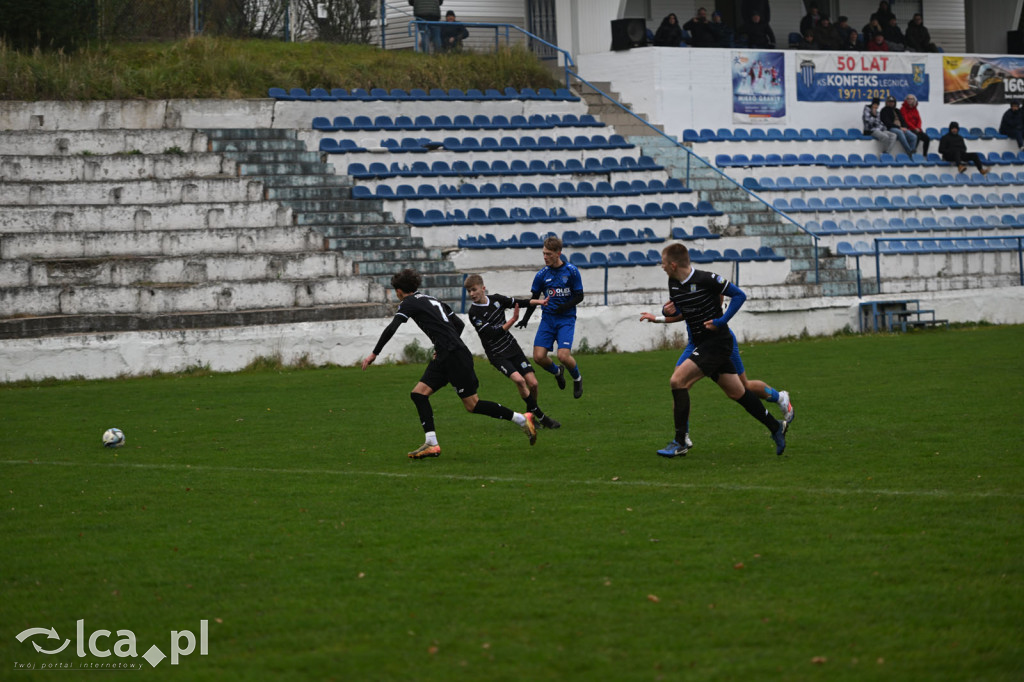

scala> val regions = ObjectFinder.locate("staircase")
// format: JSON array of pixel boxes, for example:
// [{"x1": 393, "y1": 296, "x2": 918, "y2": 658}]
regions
[
  {"x1": 211, "y1": 129, "x2": 466, "y2": 306},
  {"x1": 576, "y1": 82, "x2": 875, "y2": 297}
]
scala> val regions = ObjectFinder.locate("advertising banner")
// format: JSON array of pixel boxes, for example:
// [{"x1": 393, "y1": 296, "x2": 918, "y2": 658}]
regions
[
  {"x1": 796, "y1": 52, "x2": 929, "y2": 102},
  {"x1": 732, "y1": 51, "x2": 786, "y2": 123},
  {"x1": 943, "y1": 56, "x2": 1024, "y2": 104}
]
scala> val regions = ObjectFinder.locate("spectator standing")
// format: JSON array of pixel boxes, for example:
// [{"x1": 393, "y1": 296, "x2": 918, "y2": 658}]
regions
[
  {"x1": 741, "y1": 0, "x2": 771, "y2": 26},
  {"x1": 863, "y1": 97, "x2": 900, "y2": 156},
  {"x1": 999, "y1": 102, "x2": 1024, "y2": 150},
  {"x1": 683, "y1": 7, "x2": 715, "y2": 47},
  {"x1": 900, "y1": 94, "x2": 930, "y2": 155},
  {"x1": 905, "y1": 13, "x2": 937, "y2": 52},
  {"x1": 709, "y1": 11, "x2": 734, "y2": 47},
  {"x1": 870, "y1": 0, "x2": 895, "y2": 27},
  {"x1": 882, "y1": 16, "x2": 906, "y2": 51},
  {"x1": 867, "y1": 33, "x2": 890, "y2": 52},
  {"x1": 409, "y1": 0, "x2": 443, "y2": 53},
  {"x1": 740, "y1": 12, "x2": 774, "y2": 49},
  {"x1": 439, "y1": 10, "x2": 468, "y2": 52},
  {"x1": 939, "y1": 122, "x2": 989, "y2": 174},
  {"x1": 653, "y1": 13, "x2": 684, "y2": 46},
  {"x1": 880, "y1": 95, "x2": 917, "y2": 155},
  {"x1": 800, "y1": 4, "x2": 820, "y2": 37},
  {"x1": 813, "y1": 16, "x2": 840, "y2": 50}
]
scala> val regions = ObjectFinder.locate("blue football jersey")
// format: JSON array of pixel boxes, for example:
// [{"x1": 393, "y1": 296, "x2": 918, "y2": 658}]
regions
[{"x1": 531, "y1": 262, "x2": 584, "y2": 319}]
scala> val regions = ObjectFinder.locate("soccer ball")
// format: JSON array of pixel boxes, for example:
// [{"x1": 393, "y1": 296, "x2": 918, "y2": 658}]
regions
[{"x1": 102, "y1": 428, "x2": 125, "y2": 448}]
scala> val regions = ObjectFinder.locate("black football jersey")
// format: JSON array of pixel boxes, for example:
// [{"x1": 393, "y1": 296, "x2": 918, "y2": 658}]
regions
[
  {"x1": 467, "y1": 293, "x2": 524, "y2": 359},
  {"x1": 394, "y1": 292, "x2": 465, "y2": 352},
  {"x1": 668, "y1": 269, "x2": 730, "y2": 344}
]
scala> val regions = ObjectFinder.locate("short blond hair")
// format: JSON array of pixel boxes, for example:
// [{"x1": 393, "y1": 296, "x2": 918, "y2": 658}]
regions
[
  {"x1": 463, "y1": 273, "x2": 484, "y2": 290},
  {"x1": 543, "y1": 235, "x2": 563, "y2": 252}
]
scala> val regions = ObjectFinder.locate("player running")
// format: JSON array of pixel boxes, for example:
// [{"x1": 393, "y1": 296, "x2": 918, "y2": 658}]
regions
[
  {"x1": 464, "y1": 274, "x2": 561, "y2": 429},
  {"x1": 362, "y1": 268, "x2": 537, "y2": 459}
]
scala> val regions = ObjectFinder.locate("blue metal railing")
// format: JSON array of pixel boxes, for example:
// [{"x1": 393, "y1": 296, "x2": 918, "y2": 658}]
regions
[
  {"x1": 408, "y1": 20, "x2": 575, "y2": 88},
  {"x1": 561, "y1": 70, "x2": 821, "y2": 287}
]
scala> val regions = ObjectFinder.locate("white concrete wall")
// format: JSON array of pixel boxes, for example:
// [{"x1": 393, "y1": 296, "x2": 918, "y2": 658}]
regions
[
  {"x1": 577, "y1": 48, "x2": 1014, "y2": 139},
  {"x1": 3, "y1": 287, "x2": 1022, "y2": 382}
]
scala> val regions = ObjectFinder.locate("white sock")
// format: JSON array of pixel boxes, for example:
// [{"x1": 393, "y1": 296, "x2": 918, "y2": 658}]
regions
[
  {"x1": 512, "y1": 413, "x2": 526, "y2": 427},
  {"x1": 425, "y1": 431, "x2": 438, "y2": 446}
]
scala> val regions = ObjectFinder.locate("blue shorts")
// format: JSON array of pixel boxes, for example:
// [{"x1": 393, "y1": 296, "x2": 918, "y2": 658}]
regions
[
  {"x1": 534, "y1": 315, "x2": 576, "y2": 351},
  {"x1": 676, "y1": 330, "x2": 745, "y2": 374}
]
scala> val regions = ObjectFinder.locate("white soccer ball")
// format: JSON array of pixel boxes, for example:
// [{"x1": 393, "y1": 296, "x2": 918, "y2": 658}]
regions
[{"x1": 102, "y1": 428, "x2": 125, "y2": 448}]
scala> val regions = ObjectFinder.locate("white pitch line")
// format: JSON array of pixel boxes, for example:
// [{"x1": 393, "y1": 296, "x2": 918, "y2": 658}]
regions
[{"x1": 2, "y1": 459, "x2": 1021, "y2": 500}]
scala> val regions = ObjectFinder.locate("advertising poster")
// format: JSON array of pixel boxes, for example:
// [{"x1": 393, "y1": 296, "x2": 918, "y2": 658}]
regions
[
  {"x1": 732, "y1": 51, "x2": 786, "y2": 124},
  {"x1": 943, "y1": 56, "x2": 1024, "y2": 104},
  {"x1": 796, "y1": 52, "x2": 929, "y2": 102}
]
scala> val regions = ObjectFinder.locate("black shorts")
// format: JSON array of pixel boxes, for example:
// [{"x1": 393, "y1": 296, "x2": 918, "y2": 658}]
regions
[
  {"x1": 490, "y1": 348, "x2": 535, "y2": 379},
  {"x1": 419, "y1": 345, "x2": 479, "y2": 399},
  {"x1": 689, "y1": 331, "x2": 738, "y2": 382}
]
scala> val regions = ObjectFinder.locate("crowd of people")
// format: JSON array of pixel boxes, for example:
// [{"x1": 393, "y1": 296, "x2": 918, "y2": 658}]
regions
[{"x1": 651, "y1": 1, "x2": 940, "y2": 53}]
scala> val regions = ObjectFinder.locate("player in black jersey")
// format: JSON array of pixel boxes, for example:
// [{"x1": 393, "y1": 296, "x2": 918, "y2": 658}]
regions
[
  {"x1": 639, "y1": 244, "x2": 788, "y2": 457},
  {"x1": 362, "y1": 268, "x2": 537, "y2": 458},
  {"x1": 464, "y1": 274, "x2": 561, "y2": 429}
]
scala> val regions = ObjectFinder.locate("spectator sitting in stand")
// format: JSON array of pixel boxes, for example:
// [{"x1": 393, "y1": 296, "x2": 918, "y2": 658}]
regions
[
  {"x1": 683, "y1": 7, "x2": 715, "y2": 47},
  {"x1": 999, "y1": 101, "x2": 1024, "y2": 151},
  {"x1": 799, "y1": 30, "x2": 820, "y2": 51},
  {"x1": 710, "y1": 10, "x2": 734, "y2": 47},
  {"x1": 813, "y1": 16, "x2": 841, "y2": 50},
  {"x1": 653, "y1": 13, "x2": 684, "y2": 46},
  {"x1": 900, "y1": 94, "x2": 930, "y2": 156},
  {"x1": 800, "y1": 4, "x2": 821, "y2": 37},
  {"x1": 863, "y1": 97, "x2": 901, "y2": 156},
  {"x1": 905, "y1": 13, "x2": 937, "y2": 52},
  {"x1": 939, "y1": 121, "x2": 989, "y2": 175},
  {"x1": 834, "y1": 16, "x2": 855, "y2": 44},
  {"x1": 440, "y1": 10, "x2": 469, "y2": 52},
  {"x1": 880, "y1": 95, "x2": 917, "y2": 155},
  {"x1": 844, "y1": 30, "x2": 863, "y2": 51},
  {"x1": 862, "y1": 18, "x2": 883, "y2": 43},
  {"x1": 740, "y1": 12, "x2": 774, "y2": 49},
  {"x1": 867, "y1": 32, "x2": 890, "y2": 52},
  {"x1": 882, "y1": 16, "x2": 906, "y2": 51}
]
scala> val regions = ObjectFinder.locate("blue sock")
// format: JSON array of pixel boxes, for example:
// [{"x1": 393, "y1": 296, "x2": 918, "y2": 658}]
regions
[
  {"x1": 568, "y1": 365, "x2": 581, "y2": 380},
  {"x1": 546, "y1": 364, "x2": 561, "y2": 376},
  {"x1": 765, "y1": 387, "x2": 780, "y2": 403}
]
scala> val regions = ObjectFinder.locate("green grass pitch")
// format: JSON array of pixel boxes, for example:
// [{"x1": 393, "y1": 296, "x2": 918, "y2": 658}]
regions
[{"x1": 2, "y1": 325, "x2": 1022, "y2": 681}]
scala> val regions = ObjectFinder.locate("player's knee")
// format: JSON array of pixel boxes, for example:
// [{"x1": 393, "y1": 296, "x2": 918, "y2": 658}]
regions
[{"x1": 556, "y1": 348, "x2": 573, "y2": 364}]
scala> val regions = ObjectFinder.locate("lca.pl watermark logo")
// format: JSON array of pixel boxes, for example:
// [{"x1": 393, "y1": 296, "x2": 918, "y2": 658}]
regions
[{"x1": 14, "y1": 620, "x2": 208, "y2": 670}]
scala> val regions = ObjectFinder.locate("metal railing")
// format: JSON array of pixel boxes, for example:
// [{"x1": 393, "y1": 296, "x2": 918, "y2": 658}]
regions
[{"x1": 560, "y1": 70, "x2": 821, "y2": 286}]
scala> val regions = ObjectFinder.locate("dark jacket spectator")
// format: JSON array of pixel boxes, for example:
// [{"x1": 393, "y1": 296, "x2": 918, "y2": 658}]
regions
[
  {"x1": 939, "y1": 121, "x2": 988, "y2": 174},
  {"x1": 834, "y1": 16, "x2": 855, "y2": 44},
  {"x1": 882, "y1": 17, "x2": 905, "y2": 51},
  {"x1": 999, "y1": 102, "x2": 1024, "y2": 149},
  {"x1": 741, "y1": 0, "x2": 770, "y2": 26},
  {"x1": 740, "y1": 13, "x2": 774, "y2": 49},
  {"x1": 844, "y1": 30, "x2": 863, "y2": 51},
  {"x1": 867, "y1": 33, "x2": 890, "y2": 52},
  {"x1": 870, "y1": 1, "x2": 894, "y2": 27},
  {"x1": 862, "y1": 18, "x2": 883, "y2": 43},
  {"x1": 439, "y1": 10, "x2": 468, "y2": 52},
  {"x1": 653, "y1": 13, "x2": 684, "y2": 46},
  {"x1": 799, "y1": 31, "x2": 820, "y2": 50},
  {"x1": 709, "y1": 11, "x2": 733, "y2": 47},
  {"x1": 800, "y1": 5, "x2": 820, "y2": 37},
  {"x1": 905, "y1": 14, "x2": 936, "y2": 52},
  {"x1": 683, "y1": 8, "x2": 715, "y2": 47},
  {"x1": 813, "y1": 17, "x2": 841, "y2": 50}
]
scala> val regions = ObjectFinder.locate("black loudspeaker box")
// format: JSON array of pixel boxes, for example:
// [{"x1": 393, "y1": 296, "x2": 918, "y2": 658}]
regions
[
  {"x1": 1009, "y1": 30, "x2": 1024, "y2": 55},
  {"x1": 611, "y1": 18, "x2": 647, "y2": 51}
]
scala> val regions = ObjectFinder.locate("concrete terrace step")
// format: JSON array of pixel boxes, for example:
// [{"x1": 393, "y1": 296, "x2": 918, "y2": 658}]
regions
[
  {"x1": 0, "y1": 178, "x2": 266, "y2": 206},
  {"x1": 0, "y1": 154, "x2": 236, "y2": 182},
  {"x1": 315, "y1": 223, "x2": 411, "y2": 238},
  {"x1": 1, "y1": 226, "x2": 323, "y2": 259},
  {"x1": 0, "y1": 130, "x2": 209, "y2": 156},
  {"x1": 0, "y1": 276, "x2": 381, "y2": 318},
  {"x1": 357, "y1": 258, "x2": 454, "y2": 276},
  {"x1": 266, "y1": 185, "x2": 351, "y2": 201},
  {"x1": 340, "y1": 247, "x2": 442, "y2": 263},
  {"x1": 236, "y1": 161, "x2": 334, "y2": 175},
  {"x1": 245, "y1": 173, "x2": 348, "y2": 188},
  {"x1": 0, "y1": 252, "x2": 352, "y2": 288},
  {"x1": 222, "y1": 150, "x2": 321, "y2": 164},
  {"x1": 211, "y1": 139, "x2": 308, "y2": 153},
  {"x1": 0, "y1": 202, "x2": 291, "y2": 233},
  {"x1": 323, "y1": 235, "x2": 423, "y2": 250},
  {"x1": 0, "y1": 302, "x2": 391, "y2": 341},
  {"x1": 296, "y1": 210, "x2": 388, "y2": 226},
  {"x1": 204, "y1": 129, "x2": 299, "y2": 140}
]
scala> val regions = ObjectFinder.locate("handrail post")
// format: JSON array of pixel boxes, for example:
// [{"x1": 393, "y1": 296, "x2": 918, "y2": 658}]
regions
[{"x1": 874, "y1": 239, "x2": 882, "y2": 294}]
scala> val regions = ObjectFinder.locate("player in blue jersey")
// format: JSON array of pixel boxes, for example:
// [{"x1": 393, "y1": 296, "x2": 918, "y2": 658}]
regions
[
  {"x1": 515, "y1": 236, "x2": 585, "y2": 398},
  {"x1": 639, "y1": 243, "x2": 788, "y2": 457},
  {"x1": 362, "y1": 268, "x2": 537, "y2": 459}
]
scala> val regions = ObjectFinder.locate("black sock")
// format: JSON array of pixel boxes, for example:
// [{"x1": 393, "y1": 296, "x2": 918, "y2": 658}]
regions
[
  {"x1": 524, "y1": 394, "x2": 539, "y2": 413},
  {"x1": 671, "y1": 388, "x2": 690, "y2": 443},
  {"x1": 472, "y1": 399, "x2": 514, "y2": 421},
  {"x1": 410, "y1": 392, "x2": 434, "y2": 433},
  {"x1": 736, "y1": 389, "x2": 780, "y2": 433}
]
